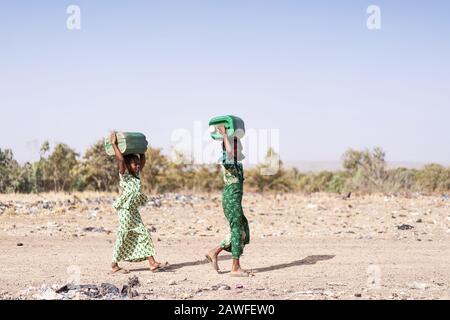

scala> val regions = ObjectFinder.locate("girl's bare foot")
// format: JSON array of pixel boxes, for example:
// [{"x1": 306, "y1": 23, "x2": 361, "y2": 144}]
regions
[
  {"x1": 230, "y1": 258, "x2": 250, "y2": 277},
  {"x1": 110, "y1": 263, "x2": 130, "y2": 274},
  {"x1": 205, "y1": 250, "x2": 219, "y2": 272},
  {"x1": 230, "y1": 268, "x2": 250, "y2": 277},
  {"x1": 149, "y1": 261, "x2": 169, "y2": 273}
]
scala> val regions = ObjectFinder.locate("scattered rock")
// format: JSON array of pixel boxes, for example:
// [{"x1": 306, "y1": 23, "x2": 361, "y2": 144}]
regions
[
  {"x1": 81, "y1": 227, "x2": 111, "y2": 234},
  {"x1": 0, "y1": 202, "x2": 8, "y2": 215},
  {"x1": 327, "y1": 282, "x2": 346, "y2": 287},
  {"x1": 58, "y1": 284, "x2": 100, "y2": 298},
  {"x1": 17, "y1": 243, "x2": 24, "y2": 247},
  {"x1": 54, "y1": 283, "x2": 130, "y2": 299},
  {"x1": 41, "y1": 201, "x2": 53, "y2": 210},
  {"x1": 128, "y1": 276, "x2": 140, "y2": 288},
  {"x1": 168, "y1": 280, "x2": 177, "y2": 286},
  {"x1": 125, "y1": 289, "x2": 139, "y2": 298},
  {"x1": 147, "y1": 198, "x2": 162, "y2": 208},
  {"x1": 397, "y1": 224, "x2": 414, "y2": 231},
  {"x1": 121, "y1": 276, "x2": 141, "y2": 298},
  {"x1": 100, "y1": 283, "x2": 120, "y2": 296},
  {"x1": 211, "y1": 284, "x2": 231, "y2": 291}
]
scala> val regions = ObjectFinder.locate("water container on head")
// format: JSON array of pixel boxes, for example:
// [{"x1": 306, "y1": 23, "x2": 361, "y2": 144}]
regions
[
  {"x1": 209, "y1": 115, "x2": 245, "y2": 140},
  {"x1": 104, "y1": 132, "x2": 148, "y2": 156}
]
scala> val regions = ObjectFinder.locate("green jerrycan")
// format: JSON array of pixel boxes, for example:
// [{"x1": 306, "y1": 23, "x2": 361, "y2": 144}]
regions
[
  {"x1": 209, "y1": 115, "x2": 245, "y2": 140},
  {"x1": 104, "y1": 132, "x2": 149, "y2": 156}
]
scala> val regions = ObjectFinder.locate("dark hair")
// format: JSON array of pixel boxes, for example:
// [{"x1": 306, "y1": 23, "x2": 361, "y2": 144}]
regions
[{"x1": 124, "y1": 154, "x2": 140, "y2": 166}]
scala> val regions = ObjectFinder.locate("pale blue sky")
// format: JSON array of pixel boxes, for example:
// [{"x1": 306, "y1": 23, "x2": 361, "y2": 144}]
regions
[{"x1": 0, "y1": 1, "x2": 449, "y2": 165}]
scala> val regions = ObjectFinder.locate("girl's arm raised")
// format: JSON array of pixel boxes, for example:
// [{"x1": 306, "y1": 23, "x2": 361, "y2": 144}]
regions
[
  {"x1": 111, "y1": 132, "x2": 126, "y2": 175},
  {"x1": 218, "y1": 125, "x2": 234, "y2": 160}
]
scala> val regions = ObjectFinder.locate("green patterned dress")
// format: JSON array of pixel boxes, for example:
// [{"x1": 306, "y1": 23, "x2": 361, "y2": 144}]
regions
[
  {"x1": 219, "y1": 152, "x2": 250, "y2": 259},
  {"x1": 112, "y1": 173, "x2": 155, "y2": 263}
]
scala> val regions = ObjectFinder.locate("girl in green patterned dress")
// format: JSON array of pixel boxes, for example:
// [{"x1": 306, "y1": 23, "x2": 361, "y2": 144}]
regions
[
  {"x1": 110, "y1": 133, "x2": 168, "y2": 274},
  {"x1": 206, "y1": 126, "x2": 251, "y2": 277}
]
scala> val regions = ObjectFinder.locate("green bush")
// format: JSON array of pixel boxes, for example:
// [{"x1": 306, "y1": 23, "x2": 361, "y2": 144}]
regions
[
  {"x1": 0, "y1": 143, "x2": 448, "y2": 195},
  {"x1": 416, "y1": 164, "x2": 450, "y2": 193}
]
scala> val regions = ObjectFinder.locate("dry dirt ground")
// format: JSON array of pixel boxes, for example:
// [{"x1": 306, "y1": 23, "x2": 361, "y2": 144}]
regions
[{"x1": 1, "y1": 192, "x2": 449, "y2": 300}]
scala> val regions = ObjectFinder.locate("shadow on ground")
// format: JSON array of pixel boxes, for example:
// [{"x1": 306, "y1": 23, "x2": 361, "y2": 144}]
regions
[
  {"x1": 252, "y1": 255, "x2": 336, "y2": 274},
  {"x1": 129, "y1": 255, "x2": 335, "y2": 274},
  {"x1": 129, "y1": 255, "x2": 233, "y2": 272}
]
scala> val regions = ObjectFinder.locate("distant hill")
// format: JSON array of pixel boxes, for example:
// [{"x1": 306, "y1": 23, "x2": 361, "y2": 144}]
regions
[
  {"x1": 283, "y1": 161, "x2": 445, "y2": 173},
  {"x1": 284, "y1": 161, "x2": 343, "y2": 173}
]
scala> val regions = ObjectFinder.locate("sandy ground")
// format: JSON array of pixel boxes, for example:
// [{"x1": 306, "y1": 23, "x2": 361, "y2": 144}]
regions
[{"x1": 1, "y1": 192, "x2": 449, "y2": 300}]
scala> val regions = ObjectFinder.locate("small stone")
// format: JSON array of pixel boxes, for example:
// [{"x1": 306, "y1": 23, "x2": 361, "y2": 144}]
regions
[
  {"x1": 355, "y1": 293, "x2": 362, "y2": 298},
  {"x1": 82, "y1": 227, "x2": 110, "y2": 234},
  {"x1": 128, "y1": 276, "x2": 140, "y2": 288},
  {"x1": 168, "y1": 280, "x2": 177, "y2": 286},
  {"x1": 218, "y1": 284, "x2": 231, "y2": 291},
  {"x1": 42, "y1": 201, "x2": 52, "y2": 210},
  {"x1": 17, "y1": 243, "x2": 24, "y2": 247},
  {"x1": 327, "y1": 282, "x2": 346, "y2": 287},
  {"x1": 100, "y1": 283, "x2": 120, "y2": 296},
  {"x1": 130, "y1": 290, "x2": 139, "y2": 298},
  {"x1": 397, "y1": 224, "x2": 414, "y2": 231}
]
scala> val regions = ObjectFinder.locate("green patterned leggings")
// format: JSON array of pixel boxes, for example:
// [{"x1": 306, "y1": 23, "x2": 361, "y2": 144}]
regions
[{"x1": 219, "y1": 183, "x2": 250, "y2": 259}]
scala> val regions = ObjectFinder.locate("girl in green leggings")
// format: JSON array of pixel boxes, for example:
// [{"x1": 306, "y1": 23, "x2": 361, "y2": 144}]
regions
[{"x1": 206, "y1": 126, "x2": 250, "y2": 277}]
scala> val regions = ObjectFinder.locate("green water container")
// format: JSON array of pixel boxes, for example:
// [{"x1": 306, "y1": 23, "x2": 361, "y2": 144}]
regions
[
  {"x1": 104, "y1": 132, "x2": 148, "y2": 156},
  {"x1": 209, "y1": 115, "x2": 245, "y2": 140}
]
